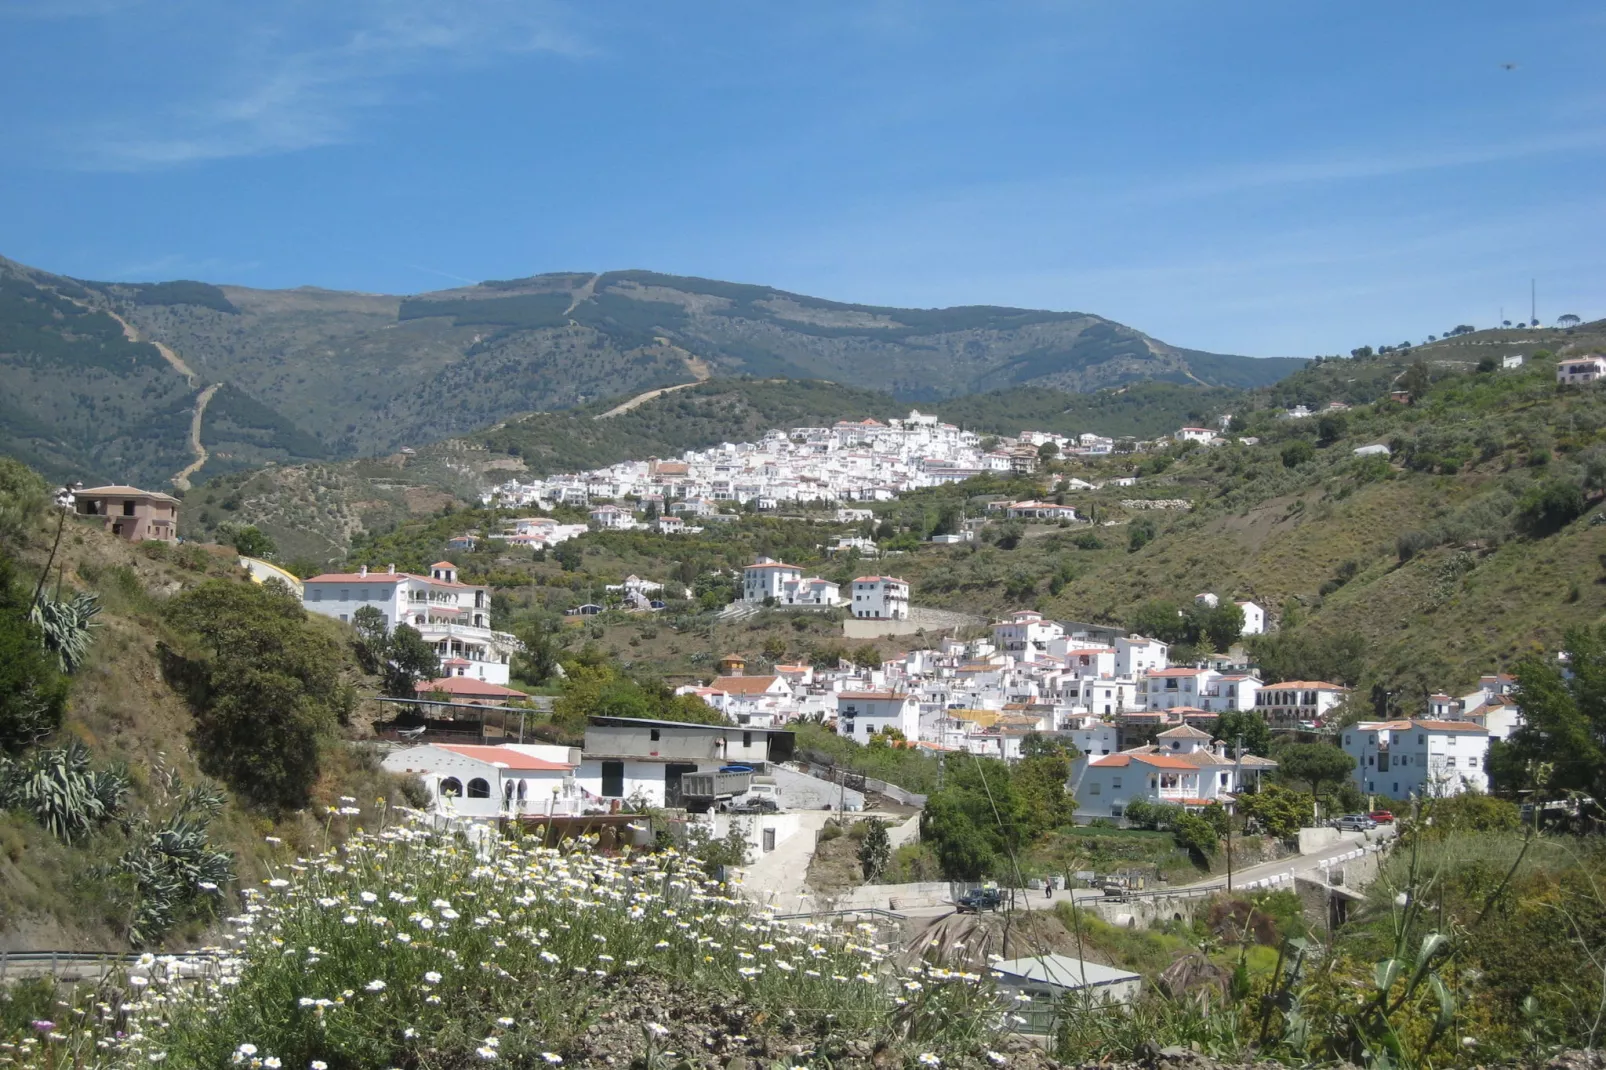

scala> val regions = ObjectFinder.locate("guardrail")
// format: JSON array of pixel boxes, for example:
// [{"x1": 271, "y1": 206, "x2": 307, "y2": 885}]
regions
[{"x1": 0, "y1": 949, "x2": 229, "y2": 982}]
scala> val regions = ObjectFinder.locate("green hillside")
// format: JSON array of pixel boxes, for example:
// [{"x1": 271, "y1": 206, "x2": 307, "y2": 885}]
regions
[
  {"x1": 0, "y1": 253, "x2": 1300, "y2": 490},
  {"x1": 242, "y1": 339, "x2": 1606, "y2": 706}
]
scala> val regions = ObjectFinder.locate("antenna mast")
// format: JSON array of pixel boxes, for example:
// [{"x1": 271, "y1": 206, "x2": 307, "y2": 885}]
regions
[{"x1": 1531, "y1": 279, "x2": 1537, "y2": 325}]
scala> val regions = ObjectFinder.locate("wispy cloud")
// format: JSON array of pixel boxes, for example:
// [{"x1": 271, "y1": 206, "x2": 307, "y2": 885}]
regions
[{"x1": 67, "y1": 0, "x2": 587, "y2": 170}]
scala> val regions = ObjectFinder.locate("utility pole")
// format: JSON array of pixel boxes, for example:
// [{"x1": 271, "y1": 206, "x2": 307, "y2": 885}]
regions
[{"x1": 1227, "y1": 735, "x2": 1243, "y2": 892}]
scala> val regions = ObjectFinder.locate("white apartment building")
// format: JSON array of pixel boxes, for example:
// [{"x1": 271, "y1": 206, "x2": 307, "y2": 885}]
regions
[
  {"x1": 1115, "y1": 636, "x2": 1169, "y2": 677},
  {"x1": 1143, "y1": 667, "x2": 1218, "y2": 711},
  {"x1": 303, "y1": 561, "x2": 516, "y2": 684},
  {"x1": 1342, "y1": 720, "x2": 1490, "y2": 798},
  {"x1": 742, "y1": 558, "x2": 803, "y2": 602},
  {"x1": 1236, "y1": 600, "x2": 1265, "y2": 636},
  {"x1": 836, "y1": 691, "x2": 920, "y2": 741},
  {"x1": 993, "y1": 611, "x2": 1064, "y2": 662},
  {"x1": 850, "y1": 575, "x2": 910, "y2": 620},
  {"x1": 1255, "y1": 681, "x2": 1349, "y2": 726},
  {"x1": 1201, "y1": 673, "x2": 1262, "y2": 712}
]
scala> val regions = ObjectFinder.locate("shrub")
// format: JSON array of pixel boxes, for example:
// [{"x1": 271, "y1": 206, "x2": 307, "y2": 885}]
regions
[
  {"x1": 1516, "y1": 479, "x2": 1585, "y2": 536},
  {"x1": 1281, "y1": 439, "x2": 1315, "y2": 468}
]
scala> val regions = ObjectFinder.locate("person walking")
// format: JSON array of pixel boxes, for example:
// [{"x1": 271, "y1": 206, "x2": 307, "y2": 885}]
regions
[{"x1": 1044, "y1": 877, "x2": 1054, "y2": 899}]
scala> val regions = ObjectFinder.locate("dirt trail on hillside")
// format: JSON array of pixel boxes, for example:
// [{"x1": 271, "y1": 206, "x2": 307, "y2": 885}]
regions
[
  {"x1": 563, "y1": 272, "x2": 602, "y2": 316},
  {"x1": 171, "y1": 384, "x2": 220, "y2": 489},
  {"x1": 593, "y1": 347, "x2": 713, "y2": 419},
  {"x1": 96, "y1": 302, "x2": 198, "y2": 385}
]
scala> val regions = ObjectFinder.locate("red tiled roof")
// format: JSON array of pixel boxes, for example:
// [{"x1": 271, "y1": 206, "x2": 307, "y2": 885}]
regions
[
  {"x1": 745, "y1": 561, "x2": 801, "y2": 570},
  {"x1": 416, "y1": 677, "x2": 528, "y2": 699},
  {"x1": 852, "y1": 576, "x2": 908, "y2": 584},
  {"x1": 435, "y1": 745, "x2": 573, "y2": 771},
  {"x1": 714, "y1": 675, "x2": 783, "y2": 695},
  {"x1": 431, "y1": 561, "x2": 456, "y2": 568}
]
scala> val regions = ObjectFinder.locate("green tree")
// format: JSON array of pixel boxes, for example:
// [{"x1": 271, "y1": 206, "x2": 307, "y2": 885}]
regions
[
  {"x1": 1214, "y1": 710, "x2": 1272, "y2": 757},
  {"x1": 920, "y1": 757, "x2": 1027, "y2": 880},
  {"x1": 1203, "y1": 602, "x2": 1245, "y2": 652},
  {"x1": 512, "y1": 619, "x2": 562, "y2": 685},
  {"x1": 382, "y1": 624, "x2": 439, "y2": 698},
  {"x1": 1500, "y1": 626, "x2": 1606, "y2": 801},
  {"x1": 1400, "y1": 359, "x2": 1431, "y2": 399},
  {"x1": 231, "y1": 525, "x2": 277, "y2": 559},
  {"x1": 761, "y1": 635, "x2": 788, "y2": 661},
  {"x1": 1129, "y1": 599, "x2": 1187, "y2": 644},
  {"x1": 1316, "y1": 412, "x2": 1348, "y2": 447},
  {"x1": 350, "y1": 604, "x2": 389, "y2": 674},
  {"x1": 1014, "y1": 736, "x2": 1078, "y2": 837},
  {"x1": 852, "y1": 645, "x2": 883, "y2": 670},
  {"x1": 857, "y1": 817, "x2": 892, "y2": 881},
  {"x1": 166, "y1": 580, "x2": 344, "y2": 811},
  {"x1": 1238, "y1": 784, "x2": 1311, "y2": 839},
  {"x1": 1515, "y1": 479, "x2": 1585, "y2": 536},
  {"x1": 1172, "y1": 811, "x2": 1219, "y2": 856},
  {"x1": 1127, "y1": 516, "x2": 1157, "y2": 552},
  {"x1": 1274, "y1": 742, "x2": 1356, "y2": 804},
  {"x1": 1281, "y1": 440, "x2": 1315, "y2": 468},
  {"x1": 0, "y1": 554, "x2": 70, "y2": 751},
  {"x1": 1037, "y1": 441, "x2": 1060, "y2": 461}
]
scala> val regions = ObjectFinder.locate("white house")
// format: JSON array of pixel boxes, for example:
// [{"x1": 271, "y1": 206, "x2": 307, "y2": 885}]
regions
[
  {"x1": 849, "y1": 575, "x2": 910, "y2": 620},
  {"x1": 993, "y1": 611, "x2": 1064, "y2": 662},
  {"x1": 1557, "y1": 355, "x2": 1606, "y2": 385},
  {"x1": 1235, "y1": 600, "x2": 1265, "y2": 636},
  {"x1": 1115, "y1": 636, "x2": 1168, "y2": 677},
  {"x1": 743, "y1": 558, "x2": 804, "y2": 603},
  {"x1": 1342, "y1": 720, "x2": 1490, "y2": 798},
  {"x1": 1069, "y1": 752, "x2": 1205, "y2": 818},
  {"x1": 1143, "y1": 668, "x2": 1218, "y2": 711},
  {"x1": 835, "y1": 691, "x2": 920, "y2": 742},
  {"x1": 575, "y1": 717, "x2": 794, "y2": 809},
  {"x1": 1255, "y1": 681, "x2": 1349, "y2": 726},
  {"x1": 303, "y1": 561, "x2": 516, "y2": 684},
  {"x1": 780, "y1": 576, "x2": 842, "y2": 606},
  {"x1": 381, "y1": 743, "x2": 579, "y2": 819},
  {"x1": 1062, "y1": 720, "x2": 1120, "y2": 757},
  {"x1": 1174, "y1": 427, "x2": 1218, "y2": 444},
  {"x1": 1202, "y1": 673, "x2": 1262, "y2": 712},
  {"x1": 654, "y1": 515, "x2": 686, "y2": 534},
  {"x1": 588, "y1": 505, "x2": 634, "y2": 530}
]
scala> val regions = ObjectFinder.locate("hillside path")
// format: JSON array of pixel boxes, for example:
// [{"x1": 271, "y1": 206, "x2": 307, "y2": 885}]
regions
[
  {"x1": 592, "y1": 348, "x2": 713, "y2": 419},
  {"x1": 563, "y1": 272, "x2": 602, "y2": 316},
  {"x1": 171, "y1": 383, "x2": 220, "y2": 489},
  {"x1": 95, "y1": 302, "x2": 198, "y2": 385}
]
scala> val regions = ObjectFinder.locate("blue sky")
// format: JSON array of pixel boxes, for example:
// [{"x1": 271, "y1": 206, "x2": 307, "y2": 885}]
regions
[{"x1": 1, "y1": 0, "x2": 1603, "y2": 356}]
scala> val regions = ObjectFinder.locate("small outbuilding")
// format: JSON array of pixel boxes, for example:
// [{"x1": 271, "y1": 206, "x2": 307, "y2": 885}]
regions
[{"x1": 991, "y1": 955, "x2": 1143, "y2": 1031}]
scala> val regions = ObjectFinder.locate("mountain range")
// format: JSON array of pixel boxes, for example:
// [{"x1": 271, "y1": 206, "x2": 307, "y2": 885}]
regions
[{"x1": 0, "y1": 255, "x2": 1302, "y2": 489}]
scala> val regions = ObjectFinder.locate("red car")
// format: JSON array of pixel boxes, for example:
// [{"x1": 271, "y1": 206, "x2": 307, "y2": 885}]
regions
[{"x1": 1369, "y1": 810, "x2": 1395, "y2": 824}]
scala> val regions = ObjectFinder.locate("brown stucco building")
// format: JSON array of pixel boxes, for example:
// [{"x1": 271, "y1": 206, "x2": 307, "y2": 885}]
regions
[{"x1": 76, "y1": 485, "x2": 180, "y2": 543}]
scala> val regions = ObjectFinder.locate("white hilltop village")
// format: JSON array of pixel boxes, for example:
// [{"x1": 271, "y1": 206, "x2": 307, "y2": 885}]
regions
[{"x1": 484, "y1": 409, "x2": 1117, "y2": 518}]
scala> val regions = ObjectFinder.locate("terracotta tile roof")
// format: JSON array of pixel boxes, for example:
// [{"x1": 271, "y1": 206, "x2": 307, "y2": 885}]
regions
[
  {"x1": 1157, "y1": 724, "x2": 1212, "y2": 739},
  {"x1": 1263, "y1": 681, "x2": 1347, "y2": 690},
  {"x1": 435, "y1": 745, "x2": 572, "y2": 771},
  {"x1": 745, "y1": 561, "x2": 801, "y2": 570},
  {"x1": 79, "y1": 485, "x2": 181, "y2": 504},
  {"x1": 1132, "y1": 753, "x2": 1206, "y2": 770},
  {"x1": 416, "y1": 677, "x2": 528, "y2": 699},
  {"x1": 431, "y1": 560, "x2": 457, "y2": 568},
  {"x1": 713, "y1": 675, "x2": 783, "y2": 695},
  {"x1": 852, "y1": 576, "x2": 909, "y2": 584}
]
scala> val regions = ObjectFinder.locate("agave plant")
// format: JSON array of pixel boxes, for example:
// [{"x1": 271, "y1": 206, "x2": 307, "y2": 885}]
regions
[
  {"x1": 0, "y1": 739, "x2": 127, "y2": 841},
  {"x1": 120, "y1": 777, "x2": 235, "y2": 946},
  {"x1": 29, "y1": 590, "x2": 102, "y2": 673}
]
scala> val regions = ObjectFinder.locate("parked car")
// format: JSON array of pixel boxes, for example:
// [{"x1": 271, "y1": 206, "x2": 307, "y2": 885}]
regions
[
  {"x1": 955, "y1": 888, "x2": 1003, "y2": 913},
  {"x1": 1368, "y1": 810, "x2": 1395, "y2": 824},
  {"x1": 1333, "y1": 814, "x2": 1377, "y2": 831}
]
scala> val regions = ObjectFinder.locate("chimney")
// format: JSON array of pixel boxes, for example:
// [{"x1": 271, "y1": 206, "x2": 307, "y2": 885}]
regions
[
  {"x1": 359, "y1": 565, "x2": 368, "y2": 577},
  {"x1": 387, "y1": 563, "x2": 396, "y2": 574}
]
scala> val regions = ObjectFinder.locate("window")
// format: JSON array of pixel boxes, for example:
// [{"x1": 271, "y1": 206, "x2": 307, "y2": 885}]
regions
[
  {"x1": 1111, "y1": 777, "x2": 1121, "y2": 790},
  {"x1": 1089, "y1": 782, "x2": 1101, "y2": 795},
  {"x1": 311, "y1": 589, "x2": 322, "y2": 601},
  {"x1": 122, "y1": 500, "x2": 136, "y2": 516},
  {"x1": 1344, "y1": 735, "x2": 1351, "y2": 746},
  {"x1": 743, "y1": 732, "x2": 753, "y2": 747},
  {"x1": 650, "y1": 729, "x2": 661, "y2": 742},
  {"x1": 1445, "y1": 757, "x2": 1456, "y2": 767},
  {"x1": 439, "y1": 777, "x2": 463, "y2": 798},
  {"x1": 1418, "y1": 734, "x2": 1426, "y2": 744},
  {"x1": 467, "y1": 778, "x2": 490, "y2": 798},
  {"x1": 601, "y1": 760, "x2": 624, "y2": 798},
  {"x1": 1468, "y1": 756, "x2": 1480, "y2": 768},
  {"x1": 762, "y1": 828, "x2": 776, "y2": 852}
]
